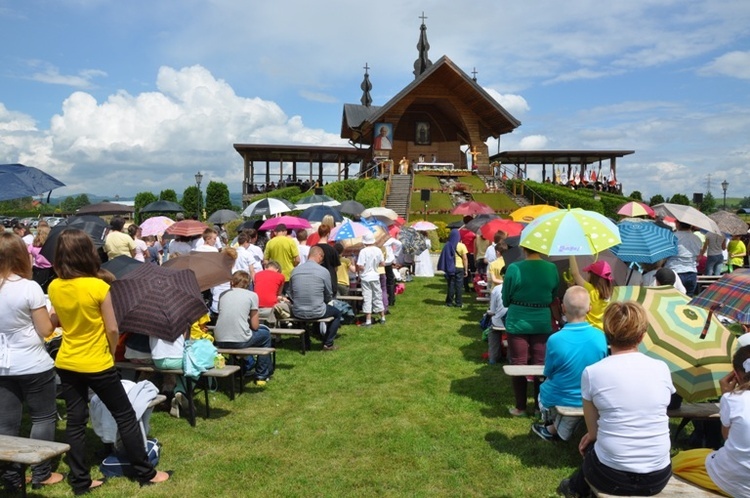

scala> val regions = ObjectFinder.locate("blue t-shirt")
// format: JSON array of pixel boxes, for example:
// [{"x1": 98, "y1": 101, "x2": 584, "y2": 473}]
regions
[{"x1": 540, "y1": 321, "x2": 608, "y2": 408}]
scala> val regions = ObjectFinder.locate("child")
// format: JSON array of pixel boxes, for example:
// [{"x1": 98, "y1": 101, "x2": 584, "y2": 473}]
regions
[
  {"x1": 48, "y1": 229, "x2": 170, "y2": 494},
  {"x1": 296, "y1": 229, "x2": 310, "y2": 264},
  {"x1": 672, "y1": 345, "x2": 750, "y2": 497},
  {"x1": 487, "y1": 242, "x2": 508, "y2": 290},
  {"x1": 567, "y1": 257, "x2": 613, "y2": 330},
  {"x1": 356, "y1": 233, "x2": 386, "y2": 326},
  {"x1": 486, "y1": 266, "x2": 508, "y2": 364}
]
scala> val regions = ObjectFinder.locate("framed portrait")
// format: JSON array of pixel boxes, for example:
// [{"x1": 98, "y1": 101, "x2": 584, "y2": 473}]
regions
[
  {"x1": 373, "y1": 122, "x2": 393, "y2": 150},
  {"x1": 415, "y1": 121, "x2": 430, "y2": 145}
]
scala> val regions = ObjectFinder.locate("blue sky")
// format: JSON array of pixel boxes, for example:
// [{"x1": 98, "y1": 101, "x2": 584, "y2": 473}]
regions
[{"x1": 1, "y1": 0, "x2": 749, "y2": 201}]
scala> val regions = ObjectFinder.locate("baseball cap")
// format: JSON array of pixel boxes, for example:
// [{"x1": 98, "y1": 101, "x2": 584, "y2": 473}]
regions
[{"x1": 582, "y1": 260, "x2": 613, "y2": 281}]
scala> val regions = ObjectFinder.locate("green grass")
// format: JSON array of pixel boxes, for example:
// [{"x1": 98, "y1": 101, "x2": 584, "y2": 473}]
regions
[
  {"x1": 410, "y1": 192, "x2": 454, "y2": 213},
  {"x1": 413, "y1": 175, "x2": 442, "y2": 190},
  {"x1": 471, "y1": 193, "x2": 520, "y2": 212}
]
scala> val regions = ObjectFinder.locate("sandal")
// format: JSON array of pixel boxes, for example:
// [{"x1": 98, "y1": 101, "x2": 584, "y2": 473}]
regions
[
  {"x1": 31, "y1": 472, "x2": 65, "y2": 489},
  {"x1": 140, "y1": 470, "x2": 173, "y2": 487},
  {"x1": 73, "y1": 479, "x2": 105, "y2": 496}
]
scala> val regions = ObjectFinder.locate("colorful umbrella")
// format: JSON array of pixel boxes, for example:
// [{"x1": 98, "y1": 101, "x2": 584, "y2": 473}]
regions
[
  {"x1": 110, "y1": 264, "x2": 208, "y2": 341},
  {"x1": 709, "y1": 211, "x2": 749, "y2": 236},
  {"x1": 162, "y1": 251, "x2": 235, "y2": 291},
  {"x1": 165, "y1": 220, "x2": 208, "y2": 237},
  {"x1": 479, "y1": 219, "x2": 524, "y2": 240},
  {"x1": 653, "y1": 203, "x2": 722, "y2": 235},
  {"x1": 451, "y1": 201, "x2": 494, "y2": 216},
  {"x1": 298, "y1": 205, "x2": 344, "y2": 223},
  {"x1": 294, "y1": 194, "x2": 340, "y2": 209},
  {"x1": 139, "y1": 216, "x2": 175, "y2": 237},
  {"x1": 617, "y1": 201, "x2": 655, "y2": 218},
  {"x1": 330, "y1": 220, "x2": 373, "y2": 241},
  {"x1": 612, "y1": 285, "x2": 737, "y2": 401},
  {"x1": 519, "y1": 208, "x2": 621, "y2": 256},
  {"x1": 336, "y1": 200, "x2": 366, "y2": 216},
  {"x1": 410, "y1": 221, "x2": 438, "y2": 231},
  {"x1": 259, "y1": 215, "x2": 311, "y2": 232},
  {"x1": 241, "y1": 197, "x2": 295, "y2": 217},
  {"x1": 509, "y1": 204, "x2": 559, "y2": 223},
  {"x1": 610, "y1": 221, "x2": 678, "y2": 264},
  {"x1": 689, "y1": 269, "x2": 750, "y2": 325}
]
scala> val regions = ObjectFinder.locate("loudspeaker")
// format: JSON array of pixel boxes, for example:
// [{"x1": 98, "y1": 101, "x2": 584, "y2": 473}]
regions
[
  {"x1": 420, "y1": 189, "x2": 431, "y2": 202},
  {"x1": 693, "y1": 193, "x2": 703, "y2": 204},
  {"x1": 315, "y1": 187, "x2": 324, "y2": 195}
]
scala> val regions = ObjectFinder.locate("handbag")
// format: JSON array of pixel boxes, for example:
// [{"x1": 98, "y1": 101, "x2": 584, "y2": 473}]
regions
[
  {"x1": 100, "y1": 438, "x2": 160, "y2": 478},
  {"x1": 183, "y1": 338, "x2": 219, "y2": 380}
]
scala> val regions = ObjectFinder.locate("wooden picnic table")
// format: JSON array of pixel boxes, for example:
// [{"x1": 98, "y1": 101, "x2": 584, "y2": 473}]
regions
[{"x1": 0, "y1": 435, "x2": 70, "y2": 497}]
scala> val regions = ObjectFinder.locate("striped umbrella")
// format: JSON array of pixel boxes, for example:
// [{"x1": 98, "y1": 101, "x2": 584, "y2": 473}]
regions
[
  {"x1": 613, "y1": 286, "x2": 738, "y2": 401},
  {"x1": 689, "y1": 269, "x2": 750, "y2": 326},
  {"x1": 617, "y1": 201, "x2": 655, "y2": 218},
  {"x1": 241, "y1": 197, "x2": 295, "y2": 217},
  {"x1": 610, "y1": 221, "x2": 678, "y2": 264}
]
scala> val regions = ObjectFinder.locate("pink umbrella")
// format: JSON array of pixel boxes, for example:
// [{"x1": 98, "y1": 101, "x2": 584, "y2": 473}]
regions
[
  {"x1": 139, "y1": 216, "x2": 174, "y2": 237},
  {"x1": 617, "y1": 201, "x2": 655, "y2": 218},
  {"x1": 259, "y1": 215, "x2": 311, "y2": 232},
  {"x1": 451, "y1": 201, "x2": 495, "y2": 216}
]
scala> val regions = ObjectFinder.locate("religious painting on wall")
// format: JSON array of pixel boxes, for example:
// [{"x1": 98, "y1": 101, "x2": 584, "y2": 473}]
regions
[
  {"x1": 373, "y1": 123, "x2": 393, "y2": 150},
  {"x1": 415, "y1": 121, "x2": 430, "y2": 145}
]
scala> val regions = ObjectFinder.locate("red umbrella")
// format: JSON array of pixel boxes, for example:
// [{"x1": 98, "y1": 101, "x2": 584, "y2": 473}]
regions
[
  {"x1": 480, "y1": 219, "x2": 524, "y2": 240},
  {"x1": 451, "y1": 201, "x2": 495, "y2": 216},
  {"x1": 259, "y1": 215, "x2": 311, "y2": 232},
  {"x1": 165, "y1": 220, "x2": 208, "y2": 237}
]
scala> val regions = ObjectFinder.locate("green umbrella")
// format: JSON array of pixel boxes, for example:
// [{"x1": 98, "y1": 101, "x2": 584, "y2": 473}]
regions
[{"x1": 612, "y1": 285, "x2": 737, "y2": 401}]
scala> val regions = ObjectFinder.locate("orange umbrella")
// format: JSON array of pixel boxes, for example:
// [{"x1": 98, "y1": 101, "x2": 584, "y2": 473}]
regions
[{"x1": 509, "y1": 204, "x2": 559, "y2": 222}]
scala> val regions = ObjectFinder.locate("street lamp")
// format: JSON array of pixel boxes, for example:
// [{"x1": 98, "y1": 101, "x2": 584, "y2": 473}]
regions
[
  {"x1": 721, "y1": 179, "x2": 729, "y2": 210},
  {"x1": 195, "y1": 171, "x2": 203, "y2": 218}
]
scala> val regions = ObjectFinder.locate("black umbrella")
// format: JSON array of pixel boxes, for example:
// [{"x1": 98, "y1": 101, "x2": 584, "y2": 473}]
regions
[
  {"x1": 298, "y1": 205, "x2": 344, "y2": 223},
  {"x1": 463, "y1": 214, "x2": 500, "y2": 233},
  {"x1": 76, "y1": 201, "x2": 134, "y2": 216},
  {"x1": 110, "y1": 264, "x2": 208, "y2": 341},
  {"x1": 0, "y1": 163, "x2": 66, "y2": 202},
  {"x1": 501, "y1": 236, "x2": 524, "y2": 266},
  {"x1": 447, "y1": 220, "x2": 464, "y2": 229},
  {"x1": 140, "y1": 200, "x2": 185, "y2": 213},
  {"x1": 40, "y1": 215, "x2": 110, "y2": 263},
  {"x1": 336, "y1": 200, "x2": 366, "y2": 216},
  {"x1": 101, "y1": 256, "x2": 143, "y2": 280},
  {"x1": 207, "y1": 209, "x2": 240, "y2": 225}
]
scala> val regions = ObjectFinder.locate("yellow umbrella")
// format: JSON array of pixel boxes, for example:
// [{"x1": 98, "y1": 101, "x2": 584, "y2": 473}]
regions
[{"x1": 509, "y1": 204, "x2": 559, "y2": 223}]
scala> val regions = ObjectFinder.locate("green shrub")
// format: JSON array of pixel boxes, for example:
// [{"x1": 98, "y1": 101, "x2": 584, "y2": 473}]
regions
[
  {"x1": 433, "y1": 220, "x2": 450, "y2": 242},
  {"x1": 324, "y1": 179, "x2": 366, "y2": 202},
  {"x1": 355, "y1": 180, "x2": 386, "y2": 208}
]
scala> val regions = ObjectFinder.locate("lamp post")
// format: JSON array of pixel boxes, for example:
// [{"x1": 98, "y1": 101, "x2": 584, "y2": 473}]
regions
[
  {"x1": 721, "y1": 179, "x2": 728, "y2": 210},
  {"x1": 195, "y1": 171, "x2": 203, "y2": 218}
]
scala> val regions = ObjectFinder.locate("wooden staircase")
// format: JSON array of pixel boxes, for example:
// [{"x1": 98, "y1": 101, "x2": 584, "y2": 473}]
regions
[{"x1": 385, "y1": 174, "x2": 413, "y2": 220}]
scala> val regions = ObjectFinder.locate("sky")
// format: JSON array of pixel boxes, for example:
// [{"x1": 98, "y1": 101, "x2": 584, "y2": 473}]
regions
[{"x1": 1, "y1": 0, "x2": 749, "y2": 201}]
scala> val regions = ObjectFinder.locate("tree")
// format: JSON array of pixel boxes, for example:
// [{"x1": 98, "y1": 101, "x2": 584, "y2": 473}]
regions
[
  {"x1": 698, "y1": 191, "x2": 717, "y2": 213},
  {"x1": 159, "y1": 189, "x2": 178, "y2": 203},
  {"x1": 181, "y1": 186, "x2": 202, "y2": 219},
  {"x1": 205, "y1": 181, "x2": 232, "y2": 216},
  {"x1": 648, "y1": 194, "x2": 665, "y2": 206},
  {"x1": 134, "y1": 191, "x2": 157, "y2": 223},
  {"x1": 60, "y1": 195, "x2": 89, "y2": 213},
  {"x1": 628, "y1": 191, "x2": 643, "y2": 201},
  {"x1": 667, "y1": 193, "x2": 690, "y2": 205},
  {"x1": 739, "y1": 196, "x2": 750, "y2": 209}
]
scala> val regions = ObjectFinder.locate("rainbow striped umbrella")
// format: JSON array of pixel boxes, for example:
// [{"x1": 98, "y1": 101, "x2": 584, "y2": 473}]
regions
[{"x1": 613, "y1": 285, "x2": 737, "y2": 401}]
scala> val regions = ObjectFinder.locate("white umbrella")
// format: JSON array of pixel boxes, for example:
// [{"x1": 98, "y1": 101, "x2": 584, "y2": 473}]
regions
[
  {"x1": 294, "y1": 194, "x2": 340, "y2": 210},
  {"x1": 652, "y1": 203, "x2": 722, "y2": 235},
  {"x1": 411, "y1": 221, "x2": 438, "y2": 231},
  {"x1": 242, "y1": 198, "x2": 295, "y2": 217},
  {"x1": 361, "y1": 207, "x2": 398, "y2": 221}
]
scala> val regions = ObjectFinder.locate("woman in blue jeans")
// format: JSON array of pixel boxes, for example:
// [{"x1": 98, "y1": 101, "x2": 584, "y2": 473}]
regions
[
  {"x1": 437, "y1": 229, "x2": 469, "y2": 307},
  {"x1": 0, "y1": 233, "x2": 63, "y2": 492}
]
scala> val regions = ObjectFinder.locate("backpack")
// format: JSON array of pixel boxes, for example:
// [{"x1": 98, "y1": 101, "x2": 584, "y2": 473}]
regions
[
  {"x1": 99, "y1": 438, "x2": 160, "y2": 478},
  {"x1": 183, "y1": 338, "x2": 219, "y2": 380}
]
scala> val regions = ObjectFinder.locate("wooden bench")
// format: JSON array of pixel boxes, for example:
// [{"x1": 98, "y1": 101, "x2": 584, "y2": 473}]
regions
[
  {"x1": 696, "y1": 275, "x2": 721, "y2": 292},
  {"x1": 502, "y1": 364, "x2": 544, "y2": 377},
  {"x1": 337, "y1": 294, "x2": 364, "y2": 314},
  {"x1": 289, "y1": 316, "x2": 335, "y2": 351},
  {"x1": 591, "y1": 475, "x2": 720, "y2": 497},
  {"x1": 215, "y1": 347, "x2": 276, "y2": 388},
  {"x1": 268, "y1": 327, "x2": 307, "y2": 354},
  {"x1": 0, "y1": 435, "x2": 71, "y2": 497},
  {"x1": 115, "y1": 362, "x2": 240, "y2": 427}
]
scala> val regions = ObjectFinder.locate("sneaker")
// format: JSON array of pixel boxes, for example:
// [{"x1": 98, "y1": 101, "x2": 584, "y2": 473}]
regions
[
  {"x1": 556, "y1": 478, "x2": 579, "y2": 498},
  {"x1": 255, "y1": 379, "x2": 268, "y2": 387},
  {"x1": 508, "y1": 407, "x2": 526, "y2": 417},
  {"x1": 170, "y1": 394, "x2": 181, "y2": 418},
  {"x1": 531, "y1": 423, "x2": 555, "y2": 442},
  {"x1": 323, "y1": 344, "x2": 339, "y2": 351},
  {"x1": 379, "y1": 316, "x2": 386, "y2": 324}
]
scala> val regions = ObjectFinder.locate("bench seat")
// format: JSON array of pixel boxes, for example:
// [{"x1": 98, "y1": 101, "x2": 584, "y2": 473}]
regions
[
  {"x1": 591, "y1": 475, "x2": 720, "y2": 497},
  {"x1": 115, "y1": 362, "x2": 240, "y2": 427},
  {"x1": 268, "y1": 327, "x2": 307, "y2": 354},
  {"x1": 216, "y1": 347, "x2": 277, "y2": 385}
]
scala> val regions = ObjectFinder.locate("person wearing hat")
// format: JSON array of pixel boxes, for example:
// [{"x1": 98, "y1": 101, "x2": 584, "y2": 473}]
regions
[
  {"x1": 263, "y1": 224, "x2": 299, "y2": 287},
  {"x1": 357, "y1": 232, "x2": 386, "y2": 326},
  {"x1": 567, "y1": 257, "x2": 614, "y2": 331}
]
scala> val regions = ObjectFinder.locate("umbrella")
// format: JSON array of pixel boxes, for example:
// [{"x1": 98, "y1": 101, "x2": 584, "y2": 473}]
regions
[
  {"x1": 480, "y1": 219, "x2": 524, "y2": 240},
  {"x1": 709, "y1": 211, "x2": 749, "y2": 236},
  {"x1": 330, "y1": 220, "x2": 373, "y2": 241},
  {"x1": 139, "y1": 216, "x2": 175, "y2": 237},
  {"x1": 165, "y1": 220, "x2": 208, "y2": 237},
  {"x1": 162, "y1": 251, "x2": 235, "y2": 291},
  {"x1": 519, "y1": 208, "x2": 621, "y2": 256},
  {"x1": 652, "y1": 203, "x2": 722, "y2": 235},
  {"x1": 294, "y1": 194, "x2": 340, "y2": 209},
  {"x1": 101, "y1": 256, "x2": 143, "y2": 279},
  {"x1": 463, "y1": 214, "x2": 500, "y2": 232},
  {"x1": 689, "y1": 269, "x2": 750, "y2": 325},
  {"x1": 76, "y1": 202, "x2": 134, "y2": 216},
  {"x1": 361, "y1": 207, "x2": 398, "y2": 221},
  {"x1": 447, "y1": 220, "x2": 464, "y2": 229},
  {"x1": 207, "y1": 209, "x2": 240, "y2": 225},
  {"x1": 110, "y1": 264, "x2": 208, "y2": 341},
  {"x1": 509, "y1": 204, "x2": 559, "y2": 223},
  {"x1": 0, "y1": 163, "x2": 65, "y2": 202},
  {"x1": 410, "y1": 221, "x2": 438, "y2": 231},
  {"x1": 549, "y1": 249, "x2": 637, "y2": 288},
  {"x1": 617, "y1": 201, "x2": 655, "y2": 218},
  {"x1": 451, "y1": 201, "x2": 494, "y2": 216},
  {"x1": 40, "y1": 215, "x2": 110, "y2": 263},
  {"x1": 241, "y1": 197, "x2": 295, "y2": 217},
  {"x1": 259, "y1": 215, "x2": 311, "y2": 232},
  {"x1": 336, "y1": 200, "x2": 366, "y2": 216},
  {"x1": 298, "y1": 205, "x2": 344, "y2": 223},
  {"x1": 610, "y1": 221, "x2": 678, "y2": 264},
  {"x1": 140, "y1": 200, "x2": 185, "y2": 213},
  {"x1": 612, "y1": 285, "x2": 737, "y2": 401},
  {"x1": 501, "y1": 236, "x2": 526, "y2": 266},
  {"x1": 398, "y1": 227, "x2": 428, "y2": 255}
]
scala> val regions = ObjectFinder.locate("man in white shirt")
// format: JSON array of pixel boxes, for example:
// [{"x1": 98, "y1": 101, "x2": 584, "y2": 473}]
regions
[{"x1": 193, "y1": 228, "x2": 219, "y2": 253}]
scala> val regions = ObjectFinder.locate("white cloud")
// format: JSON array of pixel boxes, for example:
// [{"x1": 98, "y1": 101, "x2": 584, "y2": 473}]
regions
[
  {"x1": 484, "y1": 89, "x2": 529, "y2": 117},
  {"x1": 27, "y1": 62, "x2": 107, "y2": 89},
  {"x1": 699, "y1": 51, "x2": 750, "y2": 79},
  {"x1": 518, "y1": 135, "x2": 549, "y2": 149}
]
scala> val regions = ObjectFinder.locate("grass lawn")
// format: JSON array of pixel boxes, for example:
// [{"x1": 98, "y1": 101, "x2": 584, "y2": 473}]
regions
[
  {"x1": 471, "y1": 193, "x2": 520, "y2": 212},
  {"x1": 35, "y1": 279, "x2": 699, "y2": 497},
  {"x1": 413, "y1": 175, "x2": 442, "y2": 190},
  {"x1": 410, "y1": 192, "x2": 454, "y2": 213}
]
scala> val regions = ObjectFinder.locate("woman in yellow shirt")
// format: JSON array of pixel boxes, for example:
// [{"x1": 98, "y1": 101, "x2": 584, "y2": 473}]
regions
[{"x1": 49, "y1": 229, "x2": 170, "y2": 495}]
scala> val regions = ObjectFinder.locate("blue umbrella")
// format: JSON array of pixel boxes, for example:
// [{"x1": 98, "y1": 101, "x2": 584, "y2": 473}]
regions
[
  {"x1": 298, "y1": 205, "x2": 343, "y2": 223},
  {"x1": 0, "y1": 163, "x2": 65, "y2": 202},
  {"x1": 611, "y1": 221, "x2": 678, "y2": 264},
  {"x1": 361, "y1": 217, "x2": 388, "y2": 230}
]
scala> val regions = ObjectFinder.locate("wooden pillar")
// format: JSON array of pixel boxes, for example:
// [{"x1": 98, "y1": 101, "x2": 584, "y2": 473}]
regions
[
  {"x1": 542, "y1": 163, "x2": 547, "y2": 183},
  {"x1": 265, "y1": 160, "x2": 270, "y2": 186},
  {"x1": 611, "y1": 157, "x2": 617, "y2": 181},
  {"x1": 318, "y1": 160, "x2": 323, "y2": 184},
  {"x1": 309, "y1": 158, "x2": 313, "y2": 182}
]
